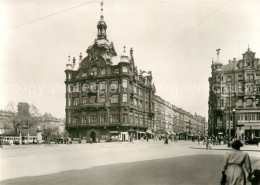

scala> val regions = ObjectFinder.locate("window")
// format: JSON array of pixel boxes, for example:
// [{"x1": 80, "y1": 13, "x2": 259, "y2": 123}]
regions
[
  {"x1": 101, "y1": 68, "x2": 106, "y2": 75},
  {"x1": 139, "y1": 88, "x2": 142, "y2": 96},
  {"x1": 90, "y1": 115, "x2": 97, "y2": 122},
  {"x1": 82, "y1": 72, "x2": 87, "y2": 77},
  {"x1": 257, "y1": 113, "x2": 260, "y2": 120},
  {"x1": 252, "y1": 114, "x2": 255, "y2": 121},
  {"x1": 91, "y1": 67, "x2": 97, "y2": 76},
  {"x1": 221, "y1": 99, "x2": 224, "y2": 107},
  {"x1": 123, "y1": 114, "x2": 128, "y2": 123},
  {"x1": 100, "y1": 114, "x2": 106, "y2": 123},
  {"x1": 245, "y1": 99, "x2": 252, "y2": 107},
  {"x1": 238, "y1": 75, "x2": 243, "y2": 81},
  {"x1": 114, "y1": 69, "x2": 119, "y2": 74},
  {"x1": 73, "y1": 98, "x2": 79, "y2": 106},
  {"x1": 135, "y1": 114, "x2": 139, "y2": 125},
  {"x1": 227, "y1": 76, "x2": 232, "y2": 82},
  {"x1": 245, "y1": 115, "x2": 248, "y2": 121},
  {"x1": 110, "y1": 114, "x2": 119, "y2": 123},
  {"x1": 122, "y1": 66, "x2": 128, "y2": 73},
  {"x1": 110, "y1": 81, "x2": 118, "y2": 92},
  {"x1": 122, "y1": 79, "x2": 128, "y2": 88},
  {"x1": 90, "y1": 83, "x2": 97, "y2": 92},
  {"x1": 129, "y1": 113, "x2": 133, "y2": 124},
  {"x1": 99, "y1": 96, "x2": 106, "y2": 103},
  {"x1": 68, "y1": 73, "x2": 72, "y2": 79},
  {"x1": 123, "y1": 94, "x2": 128, "y2": 103},
  {"x1": 134, "y1": 98, "x2": 138, "y2": 106},
  {"x1": 100, "y1": 82, "x2": 107, "y2": 93},
  {"x1": 82, "y1": 97, "x2": 87, "y2": 104},
  {"x1": 237, "y1": 99, "x2": 243, "y2": 107},
  {"x1": 134, "y1": 86, "x2": 137, "y2": 93},
  {"x1": 90, "y1": 96, "x2": 96, "y2": 104},
  {"x1": 139, "y1": 100, "x2": 143, "y2": 108},
  {"x1": 68, "y1": 98, "x2": 71, "y2": 106},
  {"x1": 111, "y1": 95, "x2": 118, "y2": 103}
]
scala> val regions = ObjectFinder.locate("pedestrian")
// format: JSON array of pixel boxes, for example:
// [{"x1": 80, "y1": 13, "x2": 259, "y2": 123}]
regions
[
  {"x1": 164, "y1": 137, "x2": 168, "y2": 145},
  {"x1": 206, "y1": 137, "x2": 211, "y2": 150},
  {"x1": 221, "y1": 140, "x2": 252, "y2": 185}
]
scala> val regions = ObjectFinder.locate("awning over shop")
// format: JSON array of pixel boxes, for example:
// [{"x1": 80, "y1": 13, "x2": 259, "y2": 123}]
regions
[
  {"x1": 146, "y1": 129, "x2": 154, "y2": 135},
  {"x1": 165, "y1": 130, "x2": 171, "y2": 134},
  {"x1": 137, "y1": 131, "x2": 146, "y2": 134},
  {"x1": 110, "y1": 131, "x2": 119, "y2": 134},
  {"x1": 171, "y1": 132, "x2": 176, "y2": 135}
]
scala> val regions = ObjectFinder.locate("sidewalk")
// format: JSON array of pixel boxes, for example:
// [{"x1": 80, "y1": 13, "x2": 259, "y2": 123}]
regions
[{"x1": 189, "y1": 143, "x2": 260, "y2": 152}]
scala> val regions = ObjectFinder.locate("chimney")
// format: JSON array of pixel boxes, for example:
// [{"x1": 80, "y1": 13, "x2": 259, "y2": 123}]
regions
[
  {"x1": 228, "y1": 60, "x2": 231, "y2": 64},
  {"x1": 233, "y1": 58, "x2": 236, "y2": 62}
]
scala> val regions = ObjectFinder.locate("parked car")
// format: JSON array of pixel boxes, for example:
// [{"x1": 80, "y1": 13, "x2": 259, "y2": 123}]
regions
[{"x1": 244, "y1": 137, "x2": 259, "y2": 145}]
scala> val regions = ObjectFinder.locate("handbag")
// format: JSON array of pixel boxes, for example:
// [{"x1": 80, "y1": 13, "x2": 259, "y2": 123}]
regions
[{"x1": 220, "y1": 171, "x2": 226, "y2": 185}]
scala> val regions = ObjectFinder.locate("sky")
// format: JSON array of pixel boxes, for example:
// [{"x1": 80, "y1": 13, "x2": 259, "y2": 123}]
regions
[{"x1": 0, "y1": 0, "x2": 260, "y2": 119}]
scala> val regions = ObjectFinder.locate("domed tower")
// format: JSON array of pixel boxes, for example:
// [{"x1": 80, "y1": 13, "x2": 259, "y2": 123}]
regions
[
  {"x1": 97, "y1": 1, "x2": 107, "y2": 39},
  {"x1": 211, "y1": 48, "x2": 223, "y2": 71}
]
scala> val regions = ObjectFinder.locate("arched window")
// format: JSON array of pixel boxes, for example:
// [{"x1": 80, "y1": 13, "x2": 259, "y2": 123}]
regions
[
  {"x1": 122, "y1": 66, "x2": 128, "y2": 73},
  {"x1": 237, "y1": 99, "x2": 243, "y2": 107},
  {"x1": 91, "y1": 67, "x2": 97, "y2": 76}
]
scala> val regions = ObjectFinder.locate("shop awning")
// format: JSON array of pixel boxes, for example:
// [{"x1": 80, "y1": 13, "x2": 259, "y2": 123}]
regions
[
  {"x1": 146, "y1": 129, "x2": 154, "y2": 135},
  {"x1": 137, "y1": 131, "x2": 146, "y2": 134},
  {"x1": 110, "y1": 131, "x2": 119, "y2": 134},
  {"x1": 165, "y1": 130, "x2": 171, "y2": 134}
]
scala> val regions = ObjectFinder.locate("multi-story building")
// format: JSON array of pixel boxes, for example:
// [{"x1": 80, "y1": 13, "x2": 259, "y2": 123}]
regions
[
  {"x1": 208, "y1": 48, "x2": 260, "y2": 139},
  {"x1": 64, "y1": 4, "x2": 207, "y2": 142},
  {"x1": 154, "y1": 95, "x2": 206, "y2": 139},
  {"x1": 65, "y1": 8, "x2": 156, "y2": 143}
]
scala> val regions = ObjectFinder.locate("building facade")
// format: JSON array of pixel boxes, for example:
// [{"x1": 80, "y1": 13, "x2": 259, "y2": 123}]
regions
[
  {"x1": 65, "y1": 11, "x2": 156, "y2": 143},
  {"x1": 208, "y1": 48, "x2": 260, "y2": 139},
  {"x1": 64, "y1": 5, "x2": 207, "y2": 142}
]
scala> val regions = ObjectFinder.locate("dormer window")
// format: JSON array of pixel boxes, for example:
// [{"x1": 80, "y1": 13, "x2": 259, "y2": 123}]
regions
[
  {"x1": 68, "y1": 73, "x2": 72, "y2": 80},
  {"x1": 101, "y1": 68, "x2": 106, "y2": 75},
  {"x1": 91, "y1": 67, "x2": 97, "y2": 76},
  {"x1": 114, "y1": 69, "x2": 119, "y2": 74},
  {"x1": 122, "y1": 66, "x2": 128, "y2": 73}
]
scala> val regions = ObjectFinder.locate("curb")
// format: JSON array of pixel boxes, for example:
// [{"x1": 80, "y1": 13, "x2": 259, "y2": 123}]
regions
[{"x1": 189, "y1": 147, "x2": 260, "y2": 152}]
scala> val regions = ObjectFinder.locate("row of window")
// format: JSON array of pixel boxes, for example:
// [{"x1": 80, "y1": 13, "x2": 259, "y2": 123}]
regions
[
  {"x1": 215, "y1": 74, "x2": 260, "y2": 82},
  {"x1": 68, "y1": 66, "x2": 129, "y2": 80},
  {"x1": 217, "y1": 98, "x2": 258, "y2": 108},
  {"x1": 238, "y1": 113, "x2": 260, "y2": 121},
  {"x1": 69, "y1": 113, "x2": 153, "y2": 125},
  {"x1": 68, "y1": 94, "x2": 128, "y2": 106}
]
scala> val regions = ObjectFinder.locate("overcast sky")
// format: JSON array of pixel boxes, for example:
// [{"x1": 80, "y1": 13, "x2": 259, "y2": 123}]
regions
[{"x1": 0, "y1": 0, "x2": 260, "y2": 119}]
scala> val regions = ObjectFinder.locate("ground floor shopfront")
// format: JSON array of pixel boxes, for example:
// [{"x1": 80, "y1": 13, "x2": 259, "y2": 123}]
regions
[{"x1": 66, "y1": 126, "x2": 154, "y2": 143}]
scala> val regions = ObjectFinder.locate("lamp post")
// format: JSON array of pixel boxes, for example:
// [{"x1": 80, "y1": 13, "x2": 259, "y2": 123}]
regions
[
  {"x1": 228, "y1": 88, "x2": 231, "y2": 147},
  {"x1": 232, "y1": 108, "x2": 236, "y2": 139}
]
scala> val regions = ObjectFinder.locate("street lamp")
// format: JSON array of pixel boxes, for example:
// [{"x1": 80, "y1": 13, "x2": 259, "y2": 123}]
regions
[{"x1": 232, "y1": 108, "x2": 236, "y2": 139}]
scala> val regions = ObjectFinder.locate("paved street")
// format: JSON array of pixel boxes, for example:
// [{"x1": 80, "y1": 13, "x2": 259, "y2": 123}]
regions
[{"x1": 0, "y1": 141, "x2": 259, "y2": 185}]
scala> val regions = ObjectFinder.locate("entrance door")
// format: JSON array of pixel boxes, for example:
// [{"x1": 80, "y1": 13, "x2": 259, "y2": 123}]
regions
[
  {"x1": 90, "y1": 131, "x2": 96, "y2": 143},
  {"x1": 122, "y1": 134, "x2": 125, "y2": 142}
]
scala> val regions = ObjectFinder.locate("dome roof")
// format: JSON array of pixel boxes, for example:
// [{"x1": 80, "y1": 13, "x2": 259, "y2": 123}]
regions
[
  {"x1": 212, "y1": 60, "x2": 223, "y2": 65},
  {"x1": 97, "y1": 15, "x2": 107, "y2": 29},
  {"x1": 120, "y1": 55, "x2": 129, "y2": 63}
]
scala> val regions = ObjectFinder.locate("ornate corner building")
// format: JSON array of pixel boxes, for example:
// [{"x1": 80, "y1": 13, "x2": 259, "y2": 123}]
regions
[
  {"x1": 64, "y1": 4, "x2": 207, "y2": 143},
  {"x1": 208, "y1": 48, "x2": 260, "y2": 139},
  {"x1": 64, "y1": 10, "x2": 156, "y2": 143}
]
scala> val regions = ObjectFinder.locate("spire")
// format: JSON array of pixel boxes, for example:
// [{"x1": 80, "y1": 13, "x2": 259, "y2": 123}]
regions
[
  {"x1": 130, "y1": 47, "x2": 133, "y2": 57},
  {"x1": 97, "y1": 0, "x2": 107, "y2": 39},
  {"x1": 101, "y1": 1, "x2": 103, "y2": 18},
  {"x1": 216, "y1": 48, "x2": 221, "y2": 60},
  {"x1": 123, "y1": 45, "x2": 126, "y2": 53},
  {"x1": 247, "y1": 44, "x2": 250, "y2": 51}
]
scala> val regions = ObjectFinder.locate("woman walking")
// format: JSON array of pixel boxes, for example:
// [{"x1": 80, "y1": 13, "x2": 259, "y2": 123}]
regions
[{"x1": 221, "y1": 140, "x2": 252, "y2": 185}]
